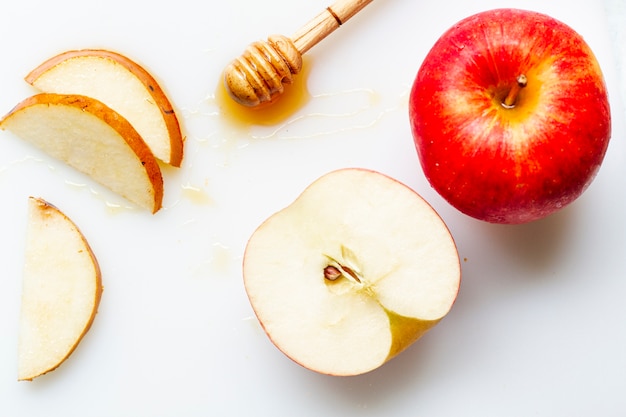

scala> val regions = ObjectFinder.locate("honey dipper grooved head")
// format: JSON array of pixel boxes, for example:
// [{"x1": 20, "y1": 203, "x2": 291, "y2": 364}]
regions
[{"x1": 224, "y1": 35, "x2": 303, "y2": 107}]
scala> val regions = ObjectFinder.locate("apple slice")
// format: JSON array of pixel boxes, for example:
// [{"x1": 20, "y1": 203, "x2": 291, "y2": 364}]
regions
[
  {"x1": 25, "y1": 49, "x2": 184, "y2": 167},
  {"x1": 18, "y1": 197, "x2": 103, "y2": 381},
  {"x1": 243, "y1": 168, "x2": 461, "y2": 376},
  {"x1": 0, "y1": 93, "x2": 163, "y2": 213}
]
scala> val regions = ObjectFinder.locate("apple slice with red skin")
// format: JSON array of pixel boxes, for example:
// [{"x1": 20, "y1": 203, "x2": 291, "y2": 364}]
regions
[
  {"x1": 25, "y1": 49, "x2": 184, "y2": 167},
  {"x1": 243, "y1": 168, "x2": 461, "y2": 376},
  {"x1": 409, "y1": 8, "x2": 611, "y2": 224},
  {"x1": 0, "y1": 93, "x2": 164, "y2": 213},
  {"x1": 18, "y1": 197, "x2": 103, "y2": 381}
]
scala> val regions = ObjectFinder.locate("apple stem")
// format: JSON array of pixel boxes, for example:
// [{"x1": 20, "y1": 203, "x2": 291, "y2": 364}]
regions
[{"x1": 502, "y1": 74, "x2": 527, "y2": 108}]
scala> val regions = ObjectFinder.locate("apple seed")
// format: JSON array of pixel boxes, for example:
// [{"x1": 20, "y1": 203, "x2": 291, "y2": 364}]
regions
[
  {"x1": 323, "y1": 256, "x2": 363, "y2": 284},
  {"x1": 324, "y1": 265, "x2": 342, "y2": 281},
  {"x1": 340, "y1": 265, "x2": 362, "y2": 283}
]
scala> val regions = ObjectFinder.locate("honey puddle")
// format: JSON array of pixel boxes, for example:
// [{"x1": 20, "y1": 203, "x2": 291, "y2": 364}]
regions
[
  {"x1": 190, "y1": 242, "x2": 234, "y2": 279},
  {"x1": 210, "y1": 75, "x2": 391, "y2": 143},
  {"x1": 180, "y1": 182, "x2": 213, "y2": 205},
  {"x1": 216, "y1": 59, "x2": 312, "y2": 127},
  {"x1": 176, "y1": 57, "x2": 407, "y2": 212}
]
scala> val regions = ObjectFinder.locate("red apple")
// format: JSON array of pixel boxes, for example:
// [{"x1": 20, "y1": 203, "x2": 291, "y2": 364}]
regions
[{"x1": 409, "y1": 8, "x2": 611, "y2": 224}]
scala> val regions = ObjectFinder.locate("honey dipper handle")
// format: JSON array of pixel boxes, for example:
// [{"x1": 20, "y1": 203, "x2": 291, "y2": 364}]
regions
[{"x1": 292, "y1": 0, "x2": 374, "y2": 54}]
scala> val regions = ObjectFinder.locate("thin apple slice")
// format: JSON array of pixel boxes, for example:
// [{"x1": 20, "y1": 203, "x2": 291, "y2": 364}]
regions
[
  {"x1": 0, "y1": 93, "x2": 163, "y2": 213},
  {"x1": 243, "y1": 168, "x2": 461, "y2": 376},
  {"x1": 18, "y1": 197, "x2": 103, "y2": 381},
  {"x1": 25, "y1": 49, "x2": 184, "y2": 167}
]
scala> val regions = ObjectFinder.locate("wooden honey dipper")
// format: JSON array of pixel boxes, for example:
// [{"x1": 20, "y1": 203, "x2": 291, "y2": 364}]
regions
[{"x1": 223, "y1": 0, "x2": 373, "y2": 108}]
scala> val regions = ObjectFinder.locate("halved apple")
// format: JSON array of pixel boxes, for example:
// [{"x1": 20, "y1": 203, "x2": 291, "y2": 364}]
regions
[
  {"x1": 18, "y1": 197, "x2": 103, "y2": 381},
  {"x1": 0, "y1": 93, "x2": 163, "y2": 213},
  {"x1": 243, "y1": 168, "x2": 461, "y2": 376},
  {"x1": 25, "y1": 49, "x2": 184, "y2": 167}
]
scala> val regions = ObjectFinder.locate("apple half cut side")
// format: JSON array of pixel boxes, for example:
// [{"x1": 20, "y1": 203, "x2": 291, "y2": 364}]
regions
[
  {"x1": 0, "y1": 93, "x2": 164, "y2": 213},
  {"x1": 18, "y1": 197, "x2": 103, "y2": 381},
  {"x1": 25, "y1": 49, "x2": 184, "y2": 167},
  {"x1": 243, "y1": 168, "x2": 461, "y2": 376}
]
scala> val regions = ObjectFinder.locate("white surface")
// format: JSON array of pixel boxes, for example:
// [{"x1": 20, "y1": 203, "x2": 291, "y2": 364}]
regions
[
  {"x1": 0, "y1": 0, "x2": 624, "y2": 416},
  {"x1": 605, "y1": 0, "x2": 626, "y2": 118}
]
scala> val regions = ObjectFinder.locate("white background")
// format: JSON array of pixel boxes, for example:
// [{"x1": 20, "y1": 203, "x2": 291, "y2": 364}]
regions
[{"x1": 0, "y1": 0, "x2": 624, "y2": 415}]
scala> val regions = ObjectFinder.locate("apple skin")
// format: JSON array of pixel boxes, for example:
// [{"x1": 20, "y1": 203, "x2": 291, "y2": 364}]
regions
[{"x1": 409, "y1": 8, "x2": 611, "y2": 224}]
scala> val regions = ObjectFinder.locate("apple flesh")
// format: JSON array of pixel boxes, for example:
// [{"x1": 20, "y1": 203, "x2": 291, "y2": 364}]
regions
[
  {"x1": 25, "y1": 49, "x2": 184, "y2": 167},
  {"x1": 18, "y1": 197, "x2": 103, "y2": 381},
  {"x1": 243, "y1": 168, "x2": 460, "y2": 376},
  {"x1": 0, "y1": 93, "x2": 164, "y2": 213},
  {"x1": 409, "y1": 8, "x2": 611, "y2": 224}
]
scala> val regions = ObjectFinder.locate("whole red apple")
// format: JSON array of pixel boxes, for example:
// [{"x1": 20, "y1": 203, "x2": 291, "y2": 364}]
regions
[{"x1": 409, "y1": 8, "x2": 611, "y2": 224}]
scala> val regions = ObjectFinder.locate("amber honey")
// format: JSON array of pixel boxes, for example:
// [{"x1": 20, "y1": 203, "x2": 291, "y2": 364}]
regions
[{"x1": 216, "y1": 58, "x2": 313, "y2": 127}]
